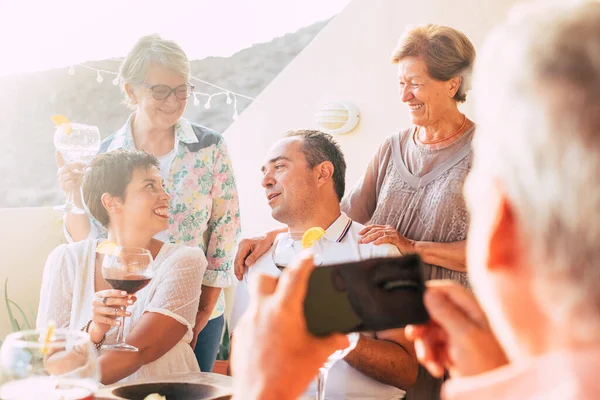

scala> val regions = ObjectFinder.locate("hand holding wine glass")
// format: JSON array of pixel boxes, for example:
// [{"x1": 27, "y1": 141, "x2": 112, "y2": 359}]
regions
[
  {"x1": 51, "y1": 115, "x2": 101, "y2": 214},
  {"x1": 88, "y1": 289, "x2": 137, "y2": 344},
  {"x1": 97, "y1": 242, "x2": 154, "y2": 352},
  {"x1": 56, "y1": 152, "x2": 86, "y2": 202}
]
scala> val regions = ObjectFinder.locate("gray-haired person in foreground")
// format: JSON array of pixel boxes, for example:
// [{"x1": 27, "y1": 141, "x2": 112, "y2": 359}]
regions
[{"x1": 229, "y1": 1, "x2": 600, "y2": 399}]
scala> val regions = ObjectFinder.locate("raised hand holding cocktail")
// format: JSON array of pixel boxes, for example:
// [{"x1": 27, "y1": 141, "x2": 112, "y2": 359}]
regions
[{"x1": 52, "y1": 115, "x2": 100, "y2": 214}]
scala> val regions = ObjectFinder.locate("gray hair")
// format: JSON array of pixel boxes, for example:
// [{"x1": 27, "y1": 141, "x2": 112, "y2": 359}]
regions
[
  {"x1": 391, "y1": 24, "x2": 476, "y2": 103},
  {"x1": 119, "y1": 34, "x2": 190, "y2": 107},
  {"x1": 472, "y1": 0, "x2": 600, "y2": 338}
]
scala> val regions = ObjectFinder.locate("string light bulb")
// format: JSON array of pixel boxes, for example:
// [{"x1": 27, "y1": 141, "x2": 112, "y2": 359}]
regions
[
  {"x1": 67, "y1": 63, "x2": 254, "y2": 121},
  {"x1": 232, "y1": 95, "x2": 239, "y2": 120}
]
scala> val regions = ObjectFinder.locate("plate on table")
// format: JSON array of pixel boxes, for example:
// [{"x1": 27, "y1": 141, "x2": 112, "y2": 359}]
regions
[{"x1": 107, "y1": 382, "x2": 232, "y2": 400}]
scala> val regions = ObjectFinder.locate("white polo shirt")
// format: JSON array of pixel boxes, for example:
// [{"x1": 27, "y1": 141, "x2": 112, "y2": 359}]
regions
[{"x1": 230, "y1": 212, "x2": 405, "y2": 400}]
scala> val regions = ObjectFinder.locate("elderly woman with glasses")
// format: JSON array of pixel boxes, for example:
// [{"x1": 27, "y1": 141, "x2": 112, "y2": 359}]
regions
[{"x1": 56, "y1": 34, "x2": 240, "y2": 373}]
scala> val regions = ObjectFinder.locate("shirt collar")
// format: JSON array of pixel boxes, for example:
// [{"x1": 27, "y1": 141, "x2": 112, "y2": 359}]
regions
[
  {"x1": 323, "y1": 212, "x2": 353, "y2": 243},
  {"x1": 107, "y1": 113, "x2": 135, "y2": 151},
  {"x1": 108, "y1": 113, "x2": 198, "y2": 152},
  {"x1": 175, "y1": 117, "x2": 199, "y2": 145}
]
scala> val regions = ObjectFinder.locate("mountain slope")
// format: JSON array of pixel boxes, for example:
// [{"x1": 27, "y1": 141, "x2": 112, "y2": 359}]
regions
[{"x1": 0, "y1": 20, "x2": 328, "y2": 208}]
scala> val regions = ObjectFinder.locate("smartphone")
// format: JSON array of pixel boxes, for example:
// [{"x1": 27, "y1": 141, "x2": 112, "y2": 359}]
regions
[{"x1": 303, "y1": 254, "x2": 429, "y2": 336}]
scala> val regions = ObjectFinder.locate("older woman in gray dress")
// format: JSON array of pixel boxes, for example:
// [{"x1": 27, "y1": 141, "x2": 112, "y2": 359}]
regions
[
  {"x1": 343, "y1": 25, "x2": 476, "y2": 400},
  {"x1": 346, "y1": 24, "x2": 475, "y2": 289},
  {"x1": 234, "y1": 24, "x2": 476, "y2": 400}
]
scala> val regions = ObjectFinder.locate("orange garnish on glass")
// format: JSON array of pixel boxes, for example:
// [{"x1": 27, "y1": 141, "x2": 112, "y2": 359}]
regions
[
  {"x1": 96, "y1": 241, "x2": 121, "y2": 255},
  {"x1": 41, "y1": 321, "x2": 55, "y2": 355},
  {"x1": 50, "y1": 114, "x2": 72, "y2": 136},
  {"x1": 301, "y1": 227, "x2": 326, "y2": 250}
]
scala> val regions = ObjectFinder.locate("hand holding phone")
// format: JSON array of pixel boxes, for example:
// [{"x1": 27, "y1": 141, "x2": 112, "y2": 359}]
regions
[{"x1": 304, "y1": 254, "x2": 429, "y2": 336}]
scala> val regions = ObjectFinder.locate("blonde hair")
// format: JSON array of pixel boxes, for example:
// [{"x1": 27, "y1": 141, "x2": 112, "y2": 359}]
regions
[
  {"x1": 391, "y1": 24, "x2": 475, "y2": 102},
  {"x1": 119, "y1": 34, "x2": 190, "y2": 107}
]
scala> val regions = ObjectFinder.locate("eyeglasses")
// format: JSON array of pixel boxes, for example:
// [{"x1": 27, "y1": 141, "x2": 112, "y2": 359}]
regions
[{"x1": 139, "y1": 82, "x2": 195, "y2": 100}]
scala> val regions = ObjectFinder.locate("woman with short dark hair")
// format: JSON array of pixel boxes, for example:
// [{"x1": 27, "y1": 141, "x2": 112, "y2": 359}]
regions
[{"x1": 38, "y1": 150, "x2": 206, "y2": 384}]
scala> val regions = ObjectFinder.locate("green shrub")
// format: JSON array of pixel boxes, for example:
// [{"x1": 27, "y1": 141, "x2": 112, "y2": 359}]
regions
[{"x1": 2, "y1": 279, "x2": 35, "y2": 345}]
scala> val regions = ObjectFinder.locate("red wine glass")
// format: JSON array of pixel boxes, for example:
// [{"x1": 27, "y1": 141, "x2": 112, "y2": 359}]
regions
[{"x1": 101, "y1": 246, "x2": 153, "y2": 352}]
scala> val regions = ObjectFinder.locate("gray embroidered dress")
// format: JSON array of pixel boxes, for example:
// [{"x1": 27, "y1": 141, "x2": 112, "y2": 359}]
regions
[{"x1": 341, "y1": 126, "x2": 474, "y2": 400}]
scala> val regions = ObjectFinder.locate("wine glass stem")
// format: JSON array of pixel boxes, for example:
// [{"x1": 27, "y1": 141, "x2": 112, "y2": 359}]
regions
[
  {"x1": 65, "y1": 190, "x2": 75, "y2": 208},
  {"x1": 316, "y1": 368, "x2": 329, "y2": 400},
  {"x1": 116, "y1": 306, "x2": 127, "y2": 344}
]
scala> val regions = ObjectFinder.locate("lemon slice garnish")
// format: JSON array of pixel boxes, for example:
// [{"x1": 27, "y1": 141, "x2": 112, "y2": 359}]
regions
[
  {"x1": 51, "y1": 114, "x2": 72, "y2": 136},
  {"x1": 50, "y1": 114, "x2": 69, "y2": 126},
  {"x1": 301, "y1": 227, "x2": 326, "y2": 250},
  {"x1": 41, "y1": 321, "x2": 55, "y2": 355},
  {"x1": 96, "y1": 241, "x2": 120, "y2": 255}
]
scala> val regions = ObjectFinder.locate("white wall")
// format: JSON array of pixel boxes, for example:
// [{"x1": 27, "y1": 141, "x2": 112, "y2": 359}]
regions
[
  {"x1": 224, "y1": 0, "x2": 522, "y2": 238},
  {"x1": 0, "y1": 208, "x2": 65, "y2": 338}
]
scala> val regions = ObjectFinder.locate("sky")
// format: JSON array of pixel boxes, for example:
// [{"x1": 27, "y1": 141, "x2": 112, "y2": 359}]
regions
[{"x1": 0, "y1": 0, "x2": 351, "y2": 77}]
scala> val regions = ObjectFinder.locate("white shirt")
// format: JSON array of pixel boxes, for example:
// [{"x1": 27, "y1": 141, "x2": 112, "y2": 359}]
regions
[
  {"x1": 37, "y1": 240, "x2": 207, "y2": 382},
  {"x1": 230, "y1": 213, "x2": 406, "y2": 400}
]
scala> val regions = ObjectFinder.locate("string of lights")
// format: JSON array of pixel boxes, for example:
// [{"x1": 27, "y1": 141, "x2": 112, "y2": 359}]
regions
[{"x1": 67, "y1": 63, "x2": 257, "y2": 120}]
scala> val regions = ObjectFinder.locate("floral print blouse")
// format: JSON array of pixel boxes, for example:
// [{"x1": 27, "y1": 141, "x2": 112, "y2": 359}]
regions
[{"x1": 93, "y1": 114, "x2": 240, "y2": 319}]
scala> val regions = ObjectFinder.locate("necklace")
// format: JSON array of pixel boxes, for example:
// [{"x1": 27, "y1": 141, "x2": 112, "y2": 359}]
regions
[{"x1": 415, "y1": 114, "x2": 467, "y2": 145}]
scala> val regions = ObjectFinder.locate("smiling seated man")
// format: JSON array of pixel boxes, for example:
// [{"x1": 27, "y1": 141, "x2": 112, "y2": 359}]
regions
[{"x1": 229, "y1": 130, "x2": 418, "y2": 399}]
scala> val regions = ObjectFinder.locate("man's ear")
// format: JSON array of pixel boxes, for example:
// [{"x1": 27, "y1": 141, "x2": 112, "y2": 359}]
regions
[
  {"x1": 315, "y1": 161, "x2": 334, "y2": 187},
  {"x1": 486, "y1": 188, "x2": 519, "y2": 272}
]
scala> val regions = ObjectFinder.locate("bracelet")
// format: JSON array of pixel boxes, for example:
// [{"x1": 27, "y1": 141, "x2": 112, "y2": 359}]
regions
[{"x1": 81, "y1": 320, "x2": 106, "y2": 350}]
